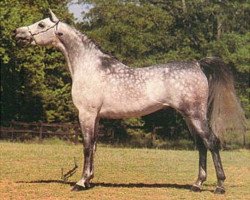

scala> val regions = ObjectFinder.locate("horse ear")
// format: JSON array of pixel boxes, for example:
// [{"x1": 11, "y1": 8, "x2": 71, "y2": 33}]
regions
[{"x1": 49, "y1": 9, "x2": 59, "y2": 23}]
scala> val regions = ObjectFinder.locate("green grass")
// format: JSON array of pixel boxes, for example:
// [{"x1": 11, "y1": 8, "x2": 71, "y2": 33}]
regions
[{"x1": 0, "y1": 141, "x2": 250, "y2": 200}]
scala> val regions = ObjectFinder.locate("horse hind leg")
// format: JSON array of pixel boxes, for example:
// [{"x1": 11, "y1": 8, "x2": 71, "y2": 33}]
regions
[
  {"x1": 194, "y1": 137, "x2": 207, "y2": 192},
  {"x1": 185, "y1": 118, "x2": 207, "y2": 192},
  {"x1": 207, "y1": 133, "x2": 226, "y2": 194},
  {"x1": 185, "y1": 116, "x2": 226, "y2": 194}
]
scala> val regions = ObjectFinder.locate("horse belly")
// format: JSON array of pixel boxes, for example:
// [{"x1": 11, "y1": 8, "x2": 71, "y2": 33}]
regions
[
  {"x1": 99, "y1": 98, "x2": 165, "y2": 119},
  {"x1": 99, "y1": 74, "x2": 169, "y2": 118}
]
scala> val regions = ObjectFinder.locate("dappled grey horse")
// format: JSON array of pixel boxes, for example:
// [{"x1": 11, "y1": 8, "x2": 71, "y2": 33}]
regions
[{"x1": 14, "y1": 10, "x2": 246, "y2": 194}]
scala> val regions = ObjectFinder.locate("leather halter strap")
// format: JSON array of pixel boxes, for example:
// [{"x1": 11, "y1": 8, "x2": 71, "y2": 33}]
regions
[{"x1": 27, "y1": 20, "x2": 60, "y2": 44}]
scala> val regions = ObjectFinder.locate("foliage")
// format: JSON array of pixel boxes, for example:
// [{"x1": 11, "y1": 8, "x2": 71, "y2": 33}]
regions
[
  {"x1": 0, "y1": 0, "x2": 77, "y2": 123},
  {"x1": 79, "y1": 1, "x2": 174, "y2": 66}
]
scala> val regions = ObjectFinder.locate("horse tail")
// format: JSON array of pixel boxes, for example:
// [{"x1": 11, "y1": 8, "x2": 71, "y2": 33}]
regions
[{"x1": 199, "y1": 57, "x2": 246, "y2": 144}]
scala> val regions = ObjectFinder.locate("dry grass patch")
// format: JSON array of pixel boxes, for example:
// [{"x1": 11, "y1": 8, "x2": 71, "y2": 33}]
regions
[{"x1": 0, "y1": 141, "x2": 249, "y2": 199}]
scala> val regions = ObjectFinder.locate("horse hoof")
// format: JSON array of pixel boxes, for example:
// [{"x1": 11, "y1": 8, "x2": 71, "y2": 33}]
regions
[
  {"x1": 190, "y1": 184, "x2": 201, "y2": 192},
  {"x1": 71, "y1": 184, "x2": 88, "y2": 191},
  {"x1": 214, "y1": 186, "x2": 225, "y2": 194}
]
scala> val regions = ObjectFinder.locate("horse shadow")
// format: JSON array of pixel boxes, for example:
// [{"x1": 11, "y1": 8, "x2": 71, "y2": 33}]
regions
[{"x1": 16, "y1": 179, "x2": 213, "y2": 192}]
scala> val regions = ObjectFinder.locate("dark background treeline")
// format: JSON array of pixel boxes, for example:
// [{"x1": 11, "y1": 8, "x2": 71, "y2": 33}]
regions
[{"x1": 1, "y1": 0, "x2": 249, "y2": 148}]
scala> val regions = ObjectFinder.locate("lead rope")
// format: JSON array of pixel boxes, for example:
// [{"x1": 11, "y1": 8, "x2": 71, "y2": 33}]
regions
[{"x1": 61, "y1": 157, "x2": 78, "y2": 182}]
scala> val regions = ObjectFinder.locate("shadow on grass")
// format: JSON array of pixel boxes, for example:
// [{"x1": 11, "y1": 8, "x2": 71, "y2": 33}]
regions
[
  {"x1": 17, "y1": 180, "x2": 76, "y2": 186},
  {"x1": 93, "y1": 182, "x2": 192, "y2": 190},
  {"x1": 17, "y1": 180, "x2": 215, "y2": 192}
]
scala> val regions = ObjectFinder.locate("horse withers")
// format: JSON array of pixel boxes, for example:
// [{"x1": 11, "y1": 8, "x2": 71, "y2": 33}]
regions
[{"x1": 14, "y1": 10, "x2": 246, "y2": 194}]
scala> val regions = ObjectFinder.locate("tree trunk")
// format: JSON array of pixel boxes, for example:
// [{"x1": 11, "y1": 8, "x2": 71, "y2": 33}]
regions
[{"x1": 217, "y1": 15, "x2": 223, "y2": 40}]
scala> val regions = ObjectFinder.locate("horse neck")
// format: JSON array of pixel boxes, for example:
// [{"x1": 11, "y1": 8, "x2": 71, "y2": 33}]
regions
[{"x1": 56, "y1": 25, "x2": 102, "y2": 77}]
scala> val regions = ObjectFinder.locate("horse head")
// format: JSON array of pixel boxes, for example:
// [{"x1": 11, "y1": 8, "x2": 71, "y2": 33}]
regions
[{"x1": 13, "y1": 9, "x2": 62, "y2": 46}]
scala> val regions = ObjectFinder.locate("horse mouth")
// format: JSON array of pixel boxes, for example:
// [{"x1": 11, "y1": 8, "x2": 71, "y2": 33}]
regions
[{"x1": 16, "y1": 36, "x2": 33, "y2": 45}]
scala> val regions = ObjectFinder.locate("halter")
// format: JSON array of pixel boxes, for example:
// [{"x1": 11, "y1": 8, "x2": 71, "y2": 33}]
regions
[{"x1": 27, "y1": 20, "x2": 60, "y2": 44}]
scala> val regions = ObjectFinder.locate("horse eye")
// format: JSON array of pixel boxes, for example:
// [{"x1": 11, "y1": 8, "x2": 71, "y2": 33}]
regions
[{"x1": 38, "y1": 22, "x2": 45, "y2": 28}]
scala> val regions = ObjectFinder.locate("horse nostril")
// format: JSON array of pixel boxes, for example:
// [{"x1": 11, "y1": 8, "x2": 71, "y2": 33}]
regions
[{"x1": 56, "y1": 32, "x2": 63, "y2": 36}]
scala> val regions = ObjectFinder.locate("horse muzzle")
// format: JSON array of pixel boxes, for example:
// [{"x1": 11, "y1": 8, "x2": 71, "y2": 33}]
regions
[{"x1": 13, "y1": 28, "x2": 33, "y2": 45}]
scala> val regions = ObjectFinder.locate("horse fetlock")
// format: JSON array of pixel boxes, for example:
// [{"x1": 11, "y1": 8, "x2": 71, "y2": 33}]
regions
[
  {"x1": 83, "y1": 173, "x2": 94, "y2": 182},
  {"x1": 83, "y1": 170, "x2": 94, "y2": 181},
  {"x1": 198, "y1": 176, "x2": 206, "y2": 184},
  {"x1": 217, "y1": 179, "x2": 225, "y2": 187},
  {"x1": 217, "y1": 173, "x2": 226, "y2": 181},
  {"x1": 199, "y1": 168, "x2": 207, "y2": 182}
]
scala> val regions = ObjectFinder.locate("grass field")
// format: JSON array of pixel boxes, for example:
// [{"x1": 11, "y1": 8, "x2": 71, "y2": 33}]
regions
[{"x1": 0, "y1": 141, "x2": 250, "y2": 200}]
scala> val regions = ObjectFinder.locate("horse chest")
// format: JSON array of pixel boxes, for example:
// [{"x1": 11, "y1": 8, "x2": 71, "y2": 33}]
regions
[{"x1": 71, "y1": 74, "x2": 103, "y2": 109}]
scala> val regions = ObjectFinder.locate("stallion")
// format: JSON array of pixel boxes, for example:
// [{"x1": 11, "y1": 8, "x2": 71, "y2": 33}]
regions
[{"x1": 14, "y1": 10, "x2": 246, "y2": 194}]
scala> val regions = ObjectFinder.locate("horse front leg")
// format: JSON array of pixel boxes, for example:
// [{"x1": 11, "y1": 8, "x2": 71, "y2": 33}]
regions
[{"x1": 72, "y1": 111, "x2": 99, "y2": 191}]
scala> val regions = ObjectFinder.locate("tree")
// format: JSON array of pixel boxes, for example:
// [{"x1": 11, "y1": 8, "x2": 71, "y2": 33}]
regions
[
  {"x1": 78, "y1": 0, "x2": 174, "y2": 66},
  {"x1": 0, "y1": 0, "x2": 76, "y2": 123}
]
